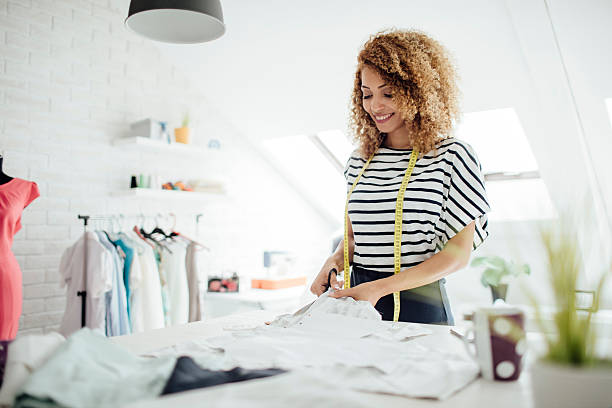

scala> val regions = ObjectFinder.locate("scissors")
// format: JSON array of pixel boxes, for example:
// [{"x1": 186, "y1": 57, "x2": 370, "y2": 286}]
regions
[{"x1": 323, "y1": 267, "x2": 339, "y2": 292}]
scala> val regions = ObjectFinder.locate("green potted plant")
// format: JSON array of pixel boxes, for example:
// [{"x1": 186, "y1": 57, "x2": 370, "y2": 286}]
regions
[
  {"x1": 471, "y1": 255, "x2": 530, "y2": 303},
  {"x1": 174, "y1": 112, "x2": 190, "y2": 144},
  {"x1": 529, "y1": 217, "x2": 612, "y2": 408}
]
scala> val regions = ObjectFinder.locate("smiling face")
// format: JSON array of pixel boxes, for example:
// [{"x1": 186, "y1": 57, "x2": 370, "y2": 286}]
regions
[{"x1": 360, "y1": 65, "x2": 405, "y2": 135}]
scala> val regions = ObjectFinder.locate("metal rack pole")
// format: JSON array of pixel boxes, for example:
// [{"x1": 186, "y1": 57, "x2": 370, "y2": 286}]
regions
[{"x1": 77, "y1": 215, "x2": 89, "y2": 328}]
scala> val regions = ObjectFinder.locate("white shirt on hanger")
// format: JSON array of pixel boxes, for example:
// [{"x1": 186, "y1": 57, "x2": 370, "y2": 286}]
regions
[
  {"x1": 160, "y1": 240, "x2": 189, "y2": 326},
  {"x1": 126, "y1": 230, "x2": 165, "y2": 332},
  {"x1": 58, "y1": 232, "x2": 113, "y2": 337}
]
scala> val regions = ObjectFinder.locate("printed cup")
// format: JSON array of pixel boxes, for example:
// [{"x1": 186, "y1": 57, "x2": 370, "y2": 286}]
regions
[{"x1": 462, "y1": 306, "x2": 527, "y2": 381}]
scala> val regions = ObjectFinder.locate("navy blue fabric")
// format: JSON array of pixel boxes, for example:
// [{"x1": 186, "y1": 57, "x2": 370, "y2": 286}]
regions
[
  {"x1": 161, "y1": 356, "x2": 286, "y2": 395},
  {"x1": 351, "y1": 266, "x2": 453, "y2": 325}
]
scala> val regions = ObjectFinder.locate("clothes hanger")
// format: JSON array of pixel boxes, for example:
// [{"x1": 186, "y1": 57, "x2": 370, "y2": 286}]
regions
[
  {"x1": 140, "y1": 214, "x2": 173, "y2": 253},
  {"x1": 171, "y1": 212, "x2": 210, "y2": 251},
  {"x1": 149, "y1": 213, "x2": 172, "y2": 240}
]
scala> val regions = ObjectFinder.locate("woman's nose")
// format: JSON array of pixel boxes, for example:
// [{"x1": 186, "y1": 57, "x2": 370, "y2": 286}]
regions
[{"x1": 371, "y1": 96, "x2": 386, "y2": 113}]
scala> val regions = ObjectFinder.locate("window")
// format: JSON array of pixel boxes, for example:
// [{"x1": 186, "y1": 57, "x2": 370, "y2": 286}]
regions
[
  {"x1": 455, "y1": 107, "x2": 555, "y2": 221},
  {"x1": 261, "y1": 134, "x2": 347, "y2": 224},
  {"x1": 263, "y1": 107, "x2": 554, "y2": 224}
]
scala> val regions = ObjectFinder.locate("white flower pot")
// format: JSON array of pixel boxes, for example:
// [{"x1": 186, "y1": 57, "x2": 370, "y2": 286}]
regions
[{"x1": 530, "y1": 359, "x2": 612, "y2": 408}]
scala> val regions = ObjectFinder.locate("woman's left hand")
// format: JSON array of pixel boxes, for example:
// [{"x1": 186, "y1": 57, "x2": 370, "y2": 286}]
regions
[{"x1": 328, "y1": 281, "x2": 382, "y2": 307}]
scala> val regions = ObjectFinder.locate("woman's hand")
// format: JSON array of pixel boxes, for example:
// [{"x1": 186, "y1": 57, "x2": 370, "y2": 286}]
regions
[
  {"x1": 328, "y1": 280, "x2": 382, "y2": 307},
  {"x1": 310, "y1": 258, "x2": 342, "y2": 296}
]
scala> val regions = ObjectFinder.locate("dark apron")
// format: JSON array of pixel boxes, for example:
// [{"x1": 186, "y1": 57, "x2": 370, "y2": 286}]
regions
[{"x1": 351, "y1": 265, "x2": 454, "y2": 325}]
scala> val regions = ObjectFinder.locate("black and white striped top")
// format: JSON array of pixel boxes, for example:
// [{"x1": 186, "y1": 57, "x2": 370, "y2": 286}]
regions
[{"x1": 344, "y1": 138, "x2": 490, "y2": 273}]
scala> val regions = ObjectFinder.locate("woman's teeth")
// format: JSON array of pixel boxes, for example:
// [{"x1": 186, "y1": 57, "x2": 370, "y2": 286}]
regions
[{"x1": 374, "y1": 113, "x2": 394, "y2": 123}]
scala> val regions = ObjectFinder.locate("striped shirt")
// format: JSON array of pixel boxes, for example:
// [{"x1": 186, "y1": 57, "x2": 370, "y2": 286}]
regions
[{"x1": 344, "y1": 138, "x2": 490, "y2": 273}]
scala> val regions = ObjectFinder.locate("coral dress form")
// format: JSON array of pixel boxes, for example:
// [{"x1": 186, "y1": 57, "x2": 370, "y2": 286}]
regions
[{"x1": 0, "y1": 178, "x2": 39, "y2": 340}]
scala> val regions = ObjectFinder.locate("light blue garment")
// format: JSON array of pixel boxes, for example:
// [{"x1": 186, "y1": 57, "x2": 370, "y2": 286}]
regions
[
  {"x1": 13, "y1": 328, "x2": 176, "y2": 408},
  {"x1": 96, "y1": 231, "x2": 130, "y2": 336},
  {"x1": 112, "y1": 238, "x2": 134, "y2": 324},
  {"x1": 94, "y1": 231, "x2": 118, "y2": 336}
]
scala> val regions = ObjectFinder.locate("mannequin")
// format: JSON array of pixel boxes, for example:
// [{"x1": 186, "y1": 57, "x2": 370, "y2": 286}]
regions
[
  {"x1": 0, "y1": 153, "x2": 39, "y2": 386},
  {"x1": 0, "y1": 154, "x2": 13, "y2": 185}
]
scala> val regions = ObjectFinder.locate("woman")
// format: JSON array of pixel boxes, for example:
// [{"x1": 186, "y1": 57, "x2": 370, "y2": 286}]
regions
[{"x1": 310, "y1": 29, "x2": 490, "y2": 324}]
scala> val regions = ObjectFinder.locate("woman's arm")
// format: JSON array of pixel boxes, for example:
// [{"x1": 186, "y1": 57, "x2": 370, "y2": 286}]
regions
[
  {"x1": 310, "y1": 216, "x2": 356, "y2": 295},
  {"x1": 330, "y1": 217, "x2": 356, "y2": 269},
  {"x1": 330, "y1": 221, "x2": 476, "y2": 305}
]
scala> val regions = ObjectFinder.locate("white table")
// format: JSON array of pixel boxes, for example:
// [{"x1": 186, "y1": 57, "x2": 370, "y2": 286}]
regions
[
  {"x1": 202, "y1": 286, "x2": 306, "y2": 318},
  {"x1": 112, "y1": 310, "x2": 537, "y2": 408}
]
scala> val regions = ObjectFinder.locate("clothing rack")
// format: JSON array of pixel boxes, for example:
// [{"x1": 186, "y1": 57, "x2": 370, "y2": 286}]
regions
[
  {"x1": 77, "y1": 214, "x2": 116, "y2": 328},
  {"x1": 75, "y1": 213, "x2": 206, "y2": 328}
]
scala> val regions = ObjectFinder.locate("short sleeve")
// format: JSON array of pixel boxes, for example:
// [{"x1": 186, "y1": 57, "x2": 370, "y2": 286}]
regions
[
  {"x1": 343, "y1": 150, "x2": 360, "y2": 193},
  {"x1": 438, "y1": 142, "x2": 490, "y2": 250},
  {"x1": 24, "y1": 182, "x2": 40, "y2": 208}
]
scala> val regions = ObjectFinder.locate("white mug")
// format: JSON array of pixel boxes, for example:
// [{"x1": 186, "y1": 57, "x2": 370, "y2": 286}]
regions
[{"x1": 462, "y1": 306, "x2": 527, "y2": 381}]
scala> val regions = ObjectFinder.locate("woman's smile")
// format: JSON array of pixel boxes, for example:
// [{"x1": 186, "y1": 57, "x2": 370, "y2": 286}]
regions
[{"x1": 373, "y1": 112, "x2": 394, "y2": 123}]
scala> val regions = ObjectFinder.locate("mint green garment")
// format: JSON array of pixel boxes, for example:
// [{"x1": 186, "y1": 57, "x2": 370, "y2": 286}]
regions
[{"x1": 14, "y1": 328, "x2": 176, "y2": 408}]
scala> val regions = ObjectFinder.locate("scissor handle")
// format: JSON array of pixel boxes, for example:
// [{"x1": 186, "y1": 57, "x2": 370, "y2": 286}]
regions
[{"x1": 326, "y1": 268, "x2": 338, "y2": 291}]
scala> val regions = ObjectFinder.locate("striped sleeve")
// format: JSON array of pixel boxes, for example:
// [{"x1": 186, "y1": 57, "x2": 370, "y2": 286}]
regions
[
  {"x1": 343, "y1": 150, "x2": 359, "y2": 193},
  {"x1": 438, "y1": 142, "x2": 490, "y2": 250}
]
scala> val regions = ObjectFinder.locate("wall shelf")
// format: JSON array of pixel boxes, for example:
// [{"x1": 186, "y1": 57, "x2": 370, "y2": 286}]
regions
[
  {"x1": 112, "y1": 136, "x2": 207, "y2": 156},
  {"x1": 110, "y1": 188, "x2": 223, "y2": 199}
]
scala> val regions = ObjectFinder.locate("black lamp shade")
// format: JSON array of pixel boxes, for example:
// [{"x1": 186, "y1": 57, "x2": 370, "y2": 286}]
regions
[{"x1": 125, "y1": 0, "x2": 225, "y2": 44}]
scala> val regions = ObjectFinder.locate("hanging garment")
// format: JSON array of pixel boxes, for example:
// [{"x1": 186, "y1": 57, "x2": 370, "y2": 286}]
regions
[
  {"x1": 95, "y1": 232, "x2": 130, "y2": 337},
  {"x1": 152, "y1": 247, "x2": 170, "y2": 327},
  {"x1": 119, "y1": 232, "x2": 145, "y2": 333},
  {"x1": 0, "y1": 178, "x2": 39, "y2": 340},
  {"x1": 58, "y1": 232, "x2": 113, "y2": 337},
  {"x1": 160, "y1": 241, "x2": 189, "y2": 326},
  {"x1": 127, "y1": 230, "x2": 164, "y2": 332},
  {"x1": 185, "y1": 242, "x2": 206, "y2": 322},
  {"x1": 111, "y1": 238, "x2": 135, "y2": 324}
]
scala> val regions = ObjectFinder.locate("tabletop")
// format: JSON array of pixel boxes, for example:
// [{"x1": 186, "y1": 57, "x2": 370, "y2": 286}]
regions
[{"x1": 112, "y1": 309, "x2": 539, "y2": 407}]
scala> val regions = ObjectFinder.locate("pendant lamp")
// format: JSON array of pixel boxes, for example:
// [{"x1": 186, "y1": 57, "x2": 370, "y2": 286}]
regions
[{"x1": 125, "y1": 0, "x2": 225, "y2": 44}]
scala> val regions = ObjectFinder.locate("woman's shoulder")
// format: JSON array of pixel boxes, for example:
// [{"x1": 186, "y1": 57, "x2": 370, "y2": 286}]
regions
[
  {"x1": 429, "y1": 137, "x2": 478, "y2": 161},
  {"x1": 346, "y1": 148, "x2": 367, "y2": 163}
]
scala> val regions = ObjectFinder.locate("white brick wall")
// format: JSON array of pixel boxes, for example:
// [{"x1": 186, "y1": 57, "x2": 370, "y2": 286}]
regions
[{"x1": 0, "y1": 0, "x2": 334, "y2": 336}]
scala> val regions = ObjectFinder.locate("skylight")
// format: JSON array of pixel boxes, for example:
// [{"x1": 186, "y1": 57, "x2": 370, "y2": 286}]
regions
[
  {"x1": 261, "y1": 134, "x2": 346, "y2": 224},
  {"x1": 454, "y1": 107, "x2": 554, "y2": 221},
  {"x1": 263, "y1": 107, "x2": 554, "y2": 224},
  {"x1": 454, "y1": 107, "x2": 538, "y2": 174}
]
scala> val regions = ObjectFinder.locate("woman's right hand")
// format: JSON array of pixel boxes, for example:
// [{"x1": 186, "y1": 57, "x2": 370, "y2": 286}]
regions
[{"x1": 310, "y1": 258, "x2": 343, "y2": 296}]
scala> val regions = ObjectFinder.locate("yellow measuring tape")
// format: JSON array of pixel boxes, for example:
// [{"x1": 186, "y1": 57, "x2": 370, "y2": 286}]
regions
[{"x1": 343, "y1": 148, "x2": 419, "y2": 322}]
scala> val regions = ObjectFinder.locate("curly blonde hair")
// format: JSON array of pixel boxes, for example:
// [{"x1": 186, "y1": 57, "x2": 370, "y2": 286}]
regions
[{"x1": 349, "y1": 29, "x2": 461, "y2": 158}]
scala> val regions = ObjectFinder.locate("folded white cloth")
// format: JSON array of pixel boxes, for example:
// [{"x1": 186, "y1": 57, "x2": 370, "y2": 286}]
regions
[{"x1": 0, "y1": 332, "x2": 65, "y2": 407}]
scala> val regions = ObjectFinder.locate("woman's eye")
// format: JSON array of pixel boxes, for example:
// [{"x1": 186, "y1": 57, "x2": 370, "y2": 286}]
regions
[{"x1": 363, "y1": 94, "x2": 393, "y2": 99}]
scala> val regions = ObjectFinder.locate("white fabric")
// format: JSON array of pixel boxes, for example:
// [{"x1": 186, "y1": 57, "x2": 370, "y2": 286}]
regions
[
  {"x1": 128, "y1": 232, "x2": 165, "y2": 332},
  {"x1": 0, "y1": 332, "x2": 65, "y2": 407},
  {"x1": 160, "y1": 241, "x2": 189, "y2": 326},
  {"x1": 58, "y1": 232, "x2": 113, "y2": 336},
  {"x1": 147, "y1": 294, "x2": 475, "y2": 400},
  {"x1": 185, "y1": 242, "x2": 206, "y2": 322},
  {"x1": 125, "y1": 370, "x2": 372, "y2": 408}
]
